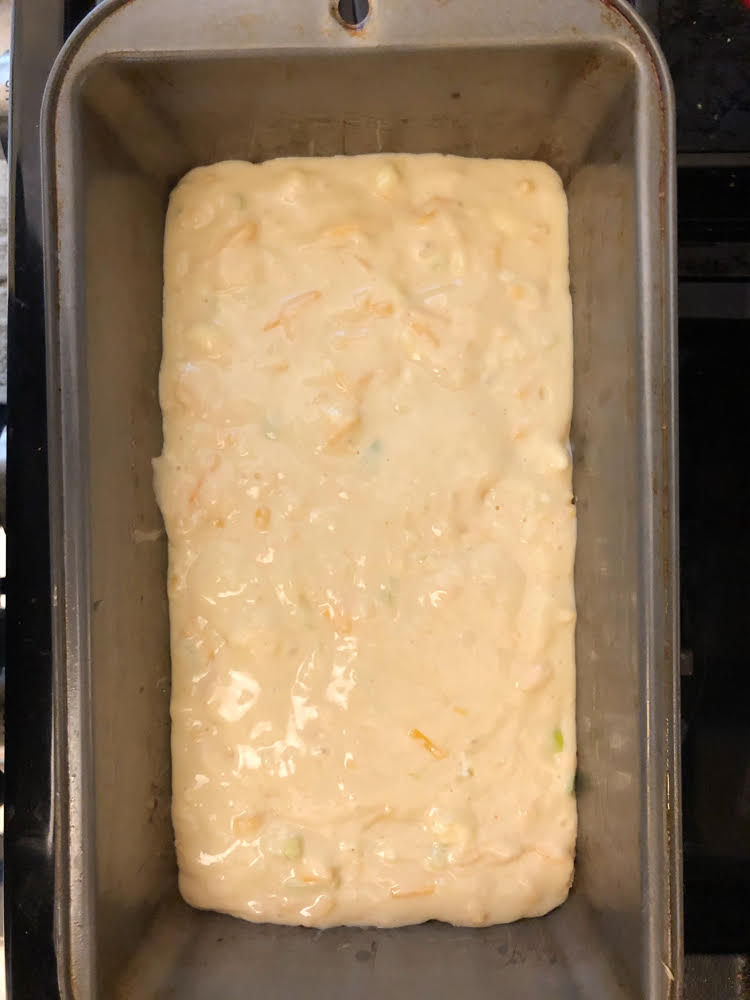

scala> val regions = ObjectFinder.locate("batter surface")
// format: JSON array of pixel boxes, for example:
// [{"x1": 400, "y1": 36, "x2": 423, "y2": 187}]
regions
[{"x1": 155, "y1": 155, "x2": 576, "y2": 928}]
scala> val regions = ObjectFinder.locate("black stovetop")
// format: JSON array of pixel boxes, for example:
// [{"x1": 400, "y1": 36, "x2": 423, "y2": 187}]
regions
[
  {"x1": 678, "y1": 164, "x2": 750, "y2": 957},
  {"x1": 4, "y1": 0, "x2": 750, "y2": 997},
  {"x1": 657, "y1": 0, "x2": 750, "y2": 153},
  {"x1": 655, "y1": 0, "x2": 750, "y2": 964}
]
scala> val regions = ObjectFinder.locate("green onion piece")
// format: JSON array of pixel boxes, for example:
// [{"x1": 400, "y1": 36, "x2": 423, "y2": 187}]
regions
[{"x1": 282, "y1": 836, "x2": 304, "y2": 861}]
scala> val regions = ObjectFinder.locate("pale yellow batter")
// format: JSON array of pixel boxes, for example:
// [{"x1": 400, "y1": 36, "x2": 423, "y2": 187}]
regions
[{"x1": 155, "y1": 155, "x2": 576, "y2": 928}]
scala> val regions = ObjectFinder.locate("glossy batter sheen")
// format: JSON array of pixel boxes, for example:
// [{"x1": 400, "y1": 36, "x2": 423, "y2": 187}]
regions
[{"x1": 155, "y1": 155, "x2": 576, "y2": 928}]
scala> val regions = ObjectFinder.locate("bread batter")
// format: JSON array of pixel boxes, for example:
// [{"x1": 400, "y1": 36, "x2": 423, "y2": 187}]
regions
[{"x1": 155, "y1": 155, "x2": 576, "y2": 927}]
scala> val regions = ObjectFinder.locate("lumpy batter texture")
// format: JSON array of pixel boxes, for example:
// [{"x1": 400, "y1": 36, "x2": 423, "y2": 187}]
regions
[{"x1": 155, "y1": 155, "x2": 576, "y2": 928}]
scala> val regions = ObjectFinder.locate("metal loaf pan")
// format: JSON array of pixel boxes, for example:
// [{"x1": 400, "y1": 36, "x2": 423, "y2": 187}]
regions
[{"x1": 42, "y1": 0, "x2": 680, "y2": 996}]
